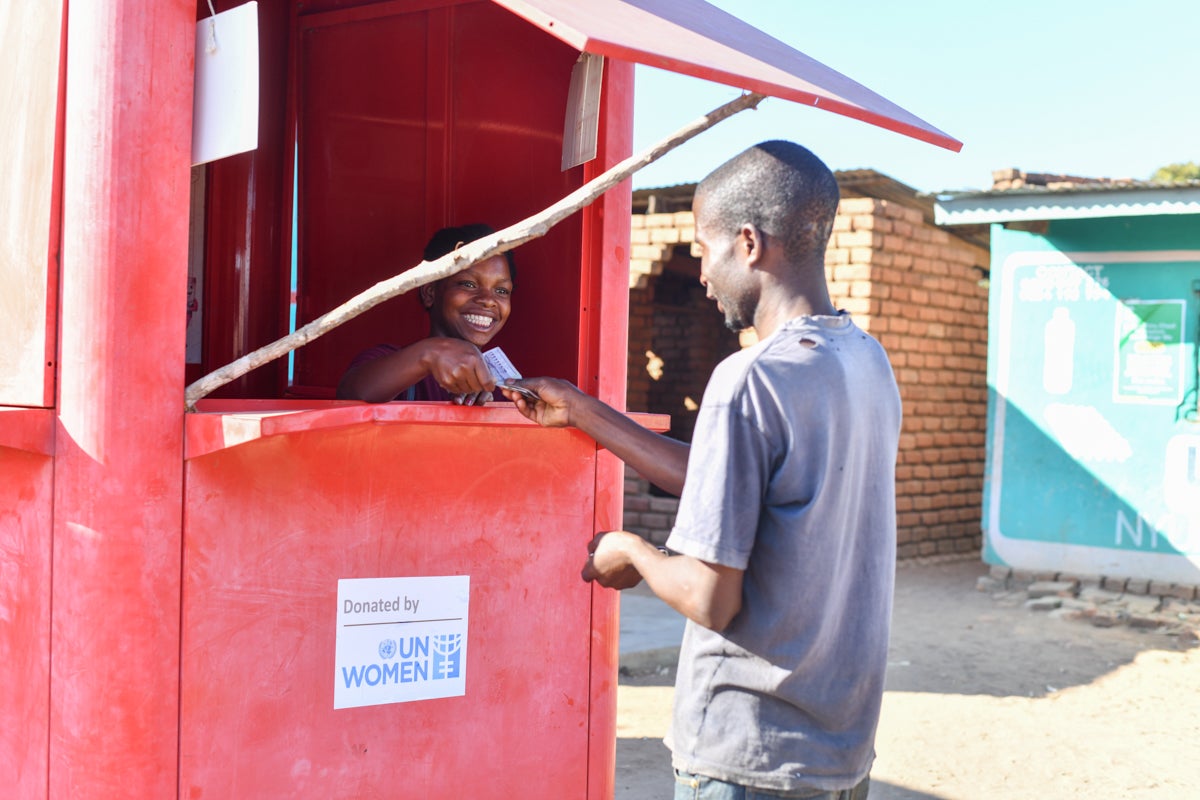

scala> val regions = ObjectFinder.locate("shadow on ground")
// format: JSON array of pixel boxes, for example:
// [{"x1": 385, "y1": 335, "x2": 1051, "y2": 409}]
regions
[
  {"x1": 615, "y1": 559, "x2": 1199, "y2": 799},
  {"x1": 620, "y1": 560, "x2": 1195, "y2": 697},
  {"x1": 616, "y1": 737, "x2": 953, "y2": 800},
  {"x1": 883, "y1": 560, "x2": 1195, "y2": 698}
]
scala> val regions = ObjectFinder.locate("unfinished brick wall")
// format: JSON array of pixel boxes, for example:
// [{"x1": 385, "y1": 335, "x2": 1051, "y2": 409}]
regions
[
  {"x1": 828, "y1": 198, "x2": 990, "y2": 559},
  {"x1": 627, "y1": 212, "x2": 740, "y2": 542},
  {"x1": 628, "y1": 212, "x2": 691, "y2": 434},
  {"x1": 624, "y1": 195, "x2": 991, "y2": 558},
  {"x1": 629, "y1": 212, "x2": 742, "y2": 451}
]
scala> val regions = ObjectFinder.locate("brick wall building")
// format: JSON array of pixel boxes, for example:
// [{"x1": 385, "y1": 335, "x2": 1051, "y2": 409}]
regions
[{"x1": 624, "y1": 171, "x2": 991, "y2": 561}]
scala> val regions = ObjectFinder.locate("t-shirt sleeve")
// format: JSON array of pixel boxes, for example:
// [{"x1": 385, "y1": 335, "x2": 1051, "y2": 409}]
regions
[
  {"x1": 665, "y1": 398, "x2": 771, "y2": 570},
  {"x1": 347, "y1": 343, "x2": 400, "y2": 372}
]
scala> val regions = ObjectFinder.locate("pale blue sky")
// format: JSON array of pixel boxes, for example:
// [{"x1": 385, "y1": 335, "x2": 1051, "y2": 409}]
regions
[{"x1": 632, "y1": 0, "x2": 1198, "y2": 194}]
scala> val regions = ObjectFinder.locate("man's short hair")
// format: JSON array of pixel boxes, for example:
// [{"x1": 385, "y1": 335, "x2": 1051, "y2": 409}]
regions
[{"x1": 695, "y1": 141, "x2": 839, "y2": 265}]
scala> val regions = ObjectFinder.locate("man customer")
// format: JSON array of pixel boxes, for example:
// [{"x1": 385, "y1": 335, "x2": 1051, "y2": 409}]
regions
[{"x1": 503, "y1": 140, "x2": 900, "y2": 799}]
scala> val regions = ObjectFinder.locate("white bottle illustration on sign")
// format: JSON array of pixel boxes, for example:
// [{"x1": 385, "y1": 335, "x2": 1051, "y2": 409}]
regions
[{"x1": 1043, "y1": 307, "x2": 1075, "y2": 395}]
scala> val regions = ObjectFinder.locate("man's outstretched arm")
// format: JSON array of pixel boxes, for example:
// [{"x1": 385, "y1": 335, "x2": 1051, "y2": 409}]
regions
[{"x1": 501, "y1": 377, "x2": 689, "y2": 497}]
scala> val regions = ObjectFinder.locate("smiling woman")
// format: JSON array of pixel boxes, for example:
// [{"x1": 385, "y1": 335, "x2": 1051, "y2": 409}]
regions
[{"x1": 335, "y1": 224, "x2": 516, "y2": 405}]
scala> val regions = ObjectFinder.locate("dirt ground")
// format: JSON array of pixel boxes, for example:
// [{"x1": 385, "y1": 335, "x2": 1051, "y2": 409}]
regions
[{"x1": 615, "y1": 559, "x2": 1200, "y2": 799}]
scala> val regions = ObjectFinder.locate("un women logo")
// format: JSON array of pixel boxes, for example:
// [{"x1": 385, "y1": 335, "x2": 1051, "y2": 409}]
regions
[
  {"x1": 431, "y1": 633, "x2": 463, "y2": 679},
  {"x1": 378, "y1": 638, "x2": 397, "y2": 660}
]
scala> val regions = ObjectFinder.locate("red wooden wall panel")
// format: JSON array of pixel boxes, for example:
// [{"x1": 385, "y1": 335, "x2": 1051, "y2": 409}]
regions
[
  {"x1": 0, "y1": 440, "x2": 54, "y2": 800},
  {"x1": 181, "y1": 419, "x2": 597, "y2": 797}
]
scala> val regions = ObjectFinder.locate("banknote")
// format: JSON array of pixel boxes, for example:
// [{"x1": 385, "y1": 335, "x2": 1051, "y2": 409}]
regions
[{"x1": 481, "y1": 347, "x2": 539, "y2": 401}]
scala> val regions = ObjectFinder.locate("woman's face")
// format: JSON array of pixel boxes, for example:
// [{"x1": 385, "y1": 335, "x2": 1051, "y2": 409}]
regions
[{"x1": 423, "y1": 255, "x2": 513, "y2": 347}]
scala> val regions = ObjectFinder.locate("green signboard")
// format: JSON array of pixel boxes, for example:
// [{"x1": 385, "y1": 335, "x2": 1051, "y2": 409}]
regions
[{"x1": 984, "y1": 228, "x2": 1200, "y2": 584}]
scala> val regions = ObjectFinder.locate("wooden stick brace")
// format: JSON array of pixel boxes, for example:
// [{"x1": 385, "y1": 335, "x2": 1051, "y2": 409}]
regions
[{"x1": 184, "y1": 91, "x2": 766, "y2": 410}]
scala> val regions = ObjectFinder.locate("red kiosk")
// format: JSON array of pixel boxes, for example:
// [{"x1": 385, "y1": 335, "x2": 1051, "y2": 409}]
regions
[{"x1": 0, "y1": 1, "x2": 957, "y2": 798}]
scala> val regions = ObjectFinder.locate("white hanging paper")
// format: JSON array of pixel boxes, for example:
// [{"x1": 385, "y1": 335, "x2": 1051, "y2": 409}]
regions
[
  {"x1": 191, "y1": 1, "x2": 260, "y2": 166},
  {"x1": 561, "y1": 52, "x2": 604, "y2": 171}
]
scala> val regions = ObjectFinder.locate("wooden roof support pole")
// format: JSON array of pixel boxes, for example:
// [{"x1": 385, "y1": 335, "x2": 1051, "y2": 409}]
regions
[{"x1": 184, "y1": 91, "x2": 766, "y2": 409}]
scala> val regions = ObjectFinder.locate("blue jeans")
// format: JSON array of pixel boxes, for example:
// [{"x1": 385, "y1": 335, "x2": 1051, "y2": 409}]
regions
[{"x1": 673, "y1": 770, "x2": 869, "y2": 800}]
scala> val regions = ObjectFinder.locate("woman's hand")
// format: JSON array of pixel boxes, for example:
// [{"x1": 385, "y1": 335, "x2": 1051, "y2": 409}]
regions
[
  {"x1": 418, "y1": 338, "x2": 496, "y2": 397},
  {"x1": 451, "y1": 391, "x2": 494, "y2": 406}
]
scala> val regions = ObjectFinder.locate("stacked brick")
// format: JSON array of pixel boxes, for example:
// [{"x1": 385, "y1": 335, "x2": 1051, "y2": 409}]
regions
[
  {"x1": 629, "y1": 212, "x2": 694, "y2": 289},
  {"x1": 626, "y1": 287, "x2": 654, "y2": 416},
  {"x1": 628, "y1": 209, "x2": 740, "y2": 490},
  {"x1": 826, "y1": 198, "x2": 990, "y2": 559},
  {"x1": 623, "y1": 466, "x2": 677, "y2": 547},
  {"x1": 626, "y1": 211, "x2": 733, "y2": 543},
  {"x1": 990, "y1": 168, "x2": 1118, "y2": 191},
  {"x1": 624, "y1": 196, "x2": 991, "y2": 560}
]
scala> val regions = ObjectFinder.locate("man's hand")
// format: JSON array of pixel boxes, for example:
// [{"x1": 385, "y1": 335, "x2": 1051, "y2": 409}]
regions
[
  {"x1": 499, "y1": 377, "x2": 583, "y2": 427},
  {"x1": 502, "y1": 376, "x2": 690, "y2": 496},
  {"x1": 581, "y1": 531, "x2": 647, "y2": 590}
]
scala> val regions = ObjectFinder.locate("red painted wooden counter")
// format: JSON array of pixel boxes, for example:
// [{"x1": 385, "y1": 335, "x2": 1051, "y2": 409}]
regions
[{"x1": 180, "y1": 401, "x2": 665, "y2": 797}]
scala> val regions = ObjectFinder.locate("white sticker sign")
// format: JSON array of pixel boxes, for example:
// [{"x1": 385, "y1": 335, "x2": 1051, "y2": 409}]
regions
[{"x1": 334, "y1": 576, "x2": 469, "y2": 709}]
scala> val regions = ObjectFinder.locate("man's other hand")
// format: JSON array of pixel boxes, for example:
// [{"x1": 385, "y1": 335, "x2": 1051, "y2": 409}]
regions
[{"x1": 581, "y1": 531, "x2": 646, "y2": 590}]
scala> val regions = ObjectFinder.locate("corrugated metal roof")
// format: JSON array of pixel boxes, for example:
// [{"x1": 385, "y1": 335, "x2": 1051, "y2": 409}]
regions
[
  {"x1": 938, "y1": 179, "x2": 1200, "y2": 201},
  {"x1": 935, "y1": 181, "x2": 1200, "y2": 225}
]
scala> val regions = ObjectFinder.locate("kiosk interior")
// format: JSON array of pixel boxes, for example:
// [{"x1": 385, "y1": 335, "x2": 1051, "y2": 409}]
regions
[{"x1": 190, "y1": 3, "x2": 634, "y2": 797}]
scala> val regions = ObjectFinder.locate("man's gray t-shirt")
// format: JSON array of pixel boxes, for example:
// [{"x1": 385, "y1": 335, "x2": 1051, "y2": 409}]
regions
[{"x1": 665, "y1": 313, "x2": 901, "y2": 794}]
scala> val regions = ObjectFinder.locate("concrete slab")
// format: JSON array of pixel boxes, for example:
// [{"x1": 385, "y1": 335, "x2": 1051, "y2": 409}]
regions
[{"x1": 619, "y1": 586, "x2": 685, "y2": 672}]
